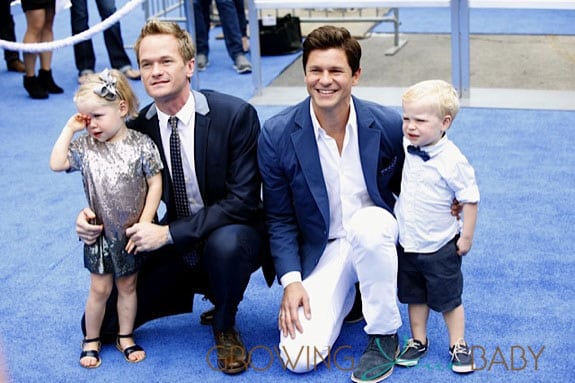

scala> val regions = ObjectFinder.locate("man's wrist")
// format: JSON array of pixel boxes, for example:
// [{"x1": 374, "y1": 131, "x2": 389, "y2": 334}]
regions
[{"x1": 280, "y1": 271, "x2": 302, "y2": 289}]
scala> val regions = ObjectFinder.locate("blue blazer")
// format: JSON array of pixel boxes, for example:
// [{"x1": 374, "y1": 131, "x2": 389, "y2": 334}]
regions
[{"x1": 258, "y1": 96, "x2": 404, "y2": 281}]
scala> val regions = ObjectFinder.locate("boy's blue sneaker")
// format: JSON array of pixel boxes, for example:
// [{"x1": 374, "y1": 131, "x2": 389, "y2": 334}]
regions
[
  {"x1": 396, "y1": 338, "x2": 429, "y2": 367},
  {"x1": 351, "y1": 333, "x2": 398, "y2": 382},
  {"x1": 450, "y1": 338, "x2": 475, "y2": 373}
]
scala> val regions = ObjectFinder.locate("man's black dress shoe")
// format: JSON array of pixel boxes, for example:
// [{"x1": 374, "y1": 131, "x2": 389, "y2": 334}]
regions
[
  {"x1": 200, "y1": 307, "x2": 216, "y2": 325},
  {"x1": 213, "y1": 328, "x2": 248, "y2": 374}
]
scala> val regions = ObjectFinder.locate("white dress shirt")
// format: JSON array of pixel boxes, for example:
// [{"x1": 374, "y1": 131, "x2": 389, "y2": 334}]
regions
[
  {"x1": 280, "y1": 98, "x2": 374, "y2": 287},
  {"x1": 157, "y1": 92, "x2": 204, "y2": 214},
  {"x1": 395, "y1": 135, "x2": 480, "y2": 253}
]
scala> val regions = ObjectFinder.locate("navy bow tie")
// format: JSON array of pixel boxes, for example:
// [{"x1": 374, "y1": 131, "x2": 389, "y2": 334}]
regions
[{"x1": 407, "y1": 145, "x2": 430, "y2": 161}]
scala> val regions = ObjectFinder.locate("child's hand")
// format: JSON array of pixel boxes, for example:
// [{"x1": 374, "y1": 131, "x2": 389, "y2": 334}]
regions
[
  {"x1": 66, "y1": 113, "x2": 90, "y2": 133},
  {"x1": 456, "y1": 237, "x2": 472, "y2": 256}
]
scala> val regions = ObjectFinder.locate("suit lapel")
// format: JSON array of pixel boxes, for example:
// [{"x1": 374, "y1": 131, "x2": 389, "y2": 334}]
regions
[
  {"x1": 143, "y1": 104, "x2": 173, "y2": 209},
  {"x1": 292, "y1": 103, "x2": 330, "y2": 230},
  {"x1": 355, "y1": 98, "x2": 383, "y2": 205},
  {"x1": 192, "y1": 90, "x2": 210, "y2": 198},
  {"x1": 144, "y1": 105, "x2": 167, "y2": 164},
  {"x1": 193, "y1": 113, "x2": 208, "y2": 198}
]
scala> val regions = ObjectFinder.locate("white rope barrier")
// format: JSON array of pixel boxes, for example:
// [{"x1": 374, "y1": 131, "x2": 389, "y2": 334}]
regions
[{"x1": 0, "y1": 0, "x2": 145, "y2": 53}]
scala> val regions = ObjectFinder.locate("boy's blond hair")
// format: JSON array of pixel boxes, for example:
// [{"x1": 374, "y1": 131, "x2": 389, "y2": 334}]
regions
[
  {"x1": 74, "y1": 69, "x2": 139, "y2": 119},
  {"x1": 402, "y1": 79, "x2": 460, "y2": 121}
]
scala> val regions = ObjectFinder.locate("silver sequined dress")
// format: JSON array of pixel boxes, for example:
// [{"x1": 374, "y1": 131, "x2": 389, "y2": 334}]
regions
[{"x1": 68, "y1": 129, "x2": 163, "y2": 276}]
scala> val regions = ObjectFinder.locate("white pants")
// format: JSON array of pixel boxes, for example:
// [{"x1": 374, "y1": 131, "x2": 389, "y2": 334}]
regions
[{"x1": 279, "y1": 206, "x2": 402, "y2": 373}]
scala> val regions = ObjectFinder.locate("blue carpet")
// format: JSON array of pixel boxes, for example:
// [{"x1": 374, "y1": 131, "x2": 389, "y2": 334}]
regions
[
  {"x1": 1, "y1": 3, "x2": 574, "y2": 383},
  {"x1": 373, "y1": 7, "x2": 575, "y2": 35}
]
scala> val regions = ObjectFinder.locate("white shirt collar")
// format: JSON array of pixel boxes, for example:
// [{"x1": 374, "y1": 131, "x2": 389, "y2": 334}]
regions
[
  {"x1": 157, "y1": 91, "x2": 196, "y2": 130},
  {"x1": 310, "y1": 98, "x2": 357, "y2": 140},
  {"x1": 404, "y1": 134, "x2": 450, "y2": 160}
]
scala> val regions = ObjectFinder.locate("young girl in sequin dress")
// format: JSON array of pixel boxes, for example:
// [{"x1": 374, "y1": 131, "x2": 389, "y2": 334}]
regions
[{"x1": 50, "y1": 69, "x2": 163, "y2": 368}]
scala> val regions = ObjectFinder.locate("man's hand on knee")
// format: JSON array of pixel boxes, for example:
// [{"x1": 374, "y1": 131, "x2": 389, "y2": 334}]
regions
[{"x1": 279, "y1": 282, "x2": 311, "y2": 339}]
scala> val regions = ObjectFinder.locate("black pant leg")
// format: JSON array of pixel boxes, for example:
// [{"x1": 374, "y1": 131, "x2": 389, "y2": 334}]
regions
[{"x1": 203, "y1": 224, "x2": 262, "y2": 331}]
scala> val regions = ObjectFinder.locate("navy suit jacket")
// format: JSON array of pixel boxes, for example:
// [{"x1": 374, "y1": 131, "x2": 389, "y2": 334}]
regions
[
  {"x1": 258, "y1": 96, "x2": 404, "y2": 281},
  {"x1": 129, "y1": 89, "x2": 274, "y2": 286}
]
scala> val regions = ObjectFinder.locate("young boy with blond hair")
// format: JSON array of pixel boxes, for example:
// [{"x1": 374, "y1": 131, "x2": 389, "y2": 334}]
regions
[{"x1": 394, "y1": 79, "x2": 479, "y2": 373}]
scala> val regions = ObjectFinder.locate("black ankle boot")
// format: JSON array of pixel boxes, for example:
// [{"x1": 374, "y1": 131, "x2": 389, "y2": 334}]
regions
[
  {"x1": 23, "y1": 75, "x2": 49, "y2": 99},
  {"x1": 38, "y1": 69, "x2": 63, "y2": 94}
]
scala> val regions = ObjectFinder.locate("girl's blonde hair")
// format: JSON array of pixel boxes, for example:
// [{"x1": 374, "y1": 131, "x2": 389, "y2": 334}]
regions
[
  {"x1": 74, "y1": 69, "x2": 139, "y2": 119},
  {"x1": 402, "y1": 79, "x2": 460, "y2": 121}
]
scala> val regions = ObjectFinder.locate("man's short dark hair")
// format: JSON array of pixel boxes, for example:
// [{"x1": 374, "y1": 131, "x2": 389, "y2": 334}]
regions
[{"x1": 302, "y1": 25, "x2": 362, "y2": 74}]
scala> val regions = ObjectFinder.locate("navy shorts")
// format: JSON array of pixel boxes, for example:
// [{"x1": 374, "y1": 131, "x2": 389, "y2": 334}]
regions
[{"x1": 397, "y1": 236, "x2": 463, "y2": 313}]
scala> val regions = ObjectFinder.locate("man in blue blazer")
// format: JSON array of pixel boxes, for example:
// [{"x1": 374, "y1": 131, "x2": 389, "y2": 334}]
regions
[
  {"x1": 258, "y1": 26, "x2": 404, "y2": 383},
  {"x1": 77, "y1": 20, "x2": 272, "y2": 374}
]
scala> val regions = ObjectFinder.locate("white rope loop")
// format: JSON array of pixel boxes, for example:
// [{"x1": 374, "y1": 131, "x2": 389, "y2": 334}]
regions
[{"x1": 0, "y1": 0, "x2": 145, "y2": 53}]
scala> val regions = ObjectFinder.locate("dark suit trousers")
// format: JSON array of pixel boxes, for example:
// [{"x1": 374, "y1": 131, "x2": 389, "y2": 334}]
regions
[
  {"x1": 82, "y1": 223, "x2": 263, "y2": 341},
  {"x1": 70, "y1": 0, "x2": 132, "y2": 73},
  {"x1": 1, "y1": 0, "x2": 19, "y2": 63}
]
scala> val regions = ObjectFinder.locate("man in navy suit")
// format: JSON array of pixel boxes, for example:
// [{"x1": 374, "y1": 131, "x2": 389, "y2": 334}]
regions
[
  {"x1": 258, "y1": 26, "x2": 404, "y2": 382},
  {"x1": 76, "y1": 20, "x2": 271, "y2": 374}
]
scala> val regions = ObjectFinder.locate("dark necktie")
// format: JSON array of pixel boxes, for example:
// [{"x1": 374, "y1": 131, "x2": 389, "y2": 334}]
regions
[
  {"x1": 168, "y1": 116, "x2": 199, "y2": 267},
  {"x1": 407, "y1": 145, "x2": 431, "y2": 161},
  {"x1": 169, "y1": 116, "x2": 190, "y2": 218}
]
